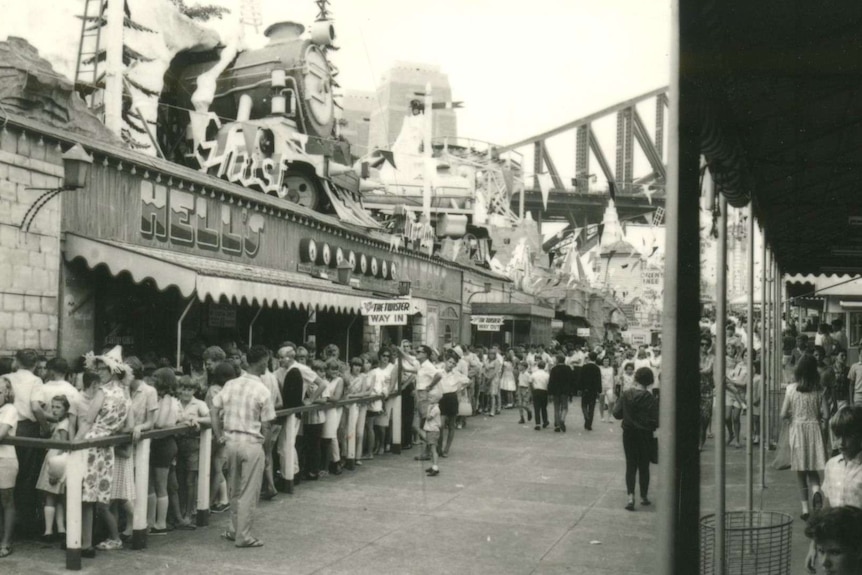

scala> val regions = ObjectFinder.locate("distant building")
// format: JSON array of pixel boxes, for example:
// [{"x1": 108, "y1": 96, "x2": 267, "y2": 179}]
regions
[
  {"x1": 339, "y1": 89, "x2": 375, "y2": 159},
  {"x1": 367, "y1": 61, "x2": 457, "y2": 151}
]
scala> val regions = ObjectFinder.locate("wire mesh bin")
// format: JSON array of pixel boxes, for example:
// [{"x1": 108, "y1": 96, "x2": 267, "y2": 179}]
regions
[{"x1": 700, "y1": 511, "x2": 793, "y2": 575}]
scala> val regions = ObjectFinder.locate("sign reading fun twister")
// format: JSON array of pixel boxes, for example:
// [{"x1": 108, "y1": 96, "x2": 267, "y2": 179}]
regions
[
  {"x1": 361, "y1": 299, "x2": 418, "y2": 326},
  {"x1": 471, "y1": 315, "x2": 504, "y2": 331}
]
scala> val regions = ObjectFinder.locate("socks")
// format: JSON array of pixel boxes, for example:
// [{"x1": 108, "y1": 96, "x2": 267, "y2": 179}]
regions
[
  {"x1": 155, "y1": 496, "x2": 169, "y2": 529},
  {"x1": 147, "y1": 493, "x2": 156, "y2": 528},
  {"x1": 56, "y1": 503, "x2": 66, "y2": 533},
  {"x1": 44, "y1": 505, "x2": 56, "y2": 535}
]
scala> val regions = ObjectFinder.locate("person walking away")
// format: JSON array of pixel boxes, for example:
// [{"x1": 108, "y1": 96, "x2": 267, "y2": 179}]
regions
[
  {"x1": 781, "y1": 354, "x2": 830, "y2": 520},
  {"x1": 549, "y1": 355, "x2": 572, "y2": 432},
  {"x1": 599, "y1": 356, "x2": 617, "y2": 423},
  {"x1": 580, "y1": 353, "x2": 602, "y2": 431},
  {"x1": 211, "y1": 345, "x2": 276, "y2": 548},
  {"x1": 531, "y1": 361, "x2": 550, "y2": 430},
  {"x1": 516, "y1": 361, "x2": 533, "y2": 424},
  {"x1": 613, "y1": 367, "x2": 659, "y2": 511},
  {"x1": 803, "y1": 404, "x2": 862, "y2": 572}
]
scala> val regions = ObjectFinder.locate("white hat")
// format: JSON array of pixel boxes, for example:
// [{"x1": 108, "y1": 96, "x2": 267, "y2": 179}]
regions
[{"x1": 85, "y1": 345, "x2": 131, "y2": 376}]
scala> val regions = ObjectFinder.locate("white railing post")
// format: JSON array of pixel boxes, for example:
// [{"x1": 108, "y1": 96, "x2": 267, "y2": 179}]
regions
[
  {"x1": 197, "y1": 428, "x2": 212, "y2": 526},
  {"x1": 282, "y1": 415, "x2": 297, "y2": 493},
  {"x1": 391, "y1": 394, "x2": 402, "y2": 454},
  {"x1": 65, "y1": 448, "x2": 85, "y2": 570},
  {"x1": 346, "y1": 403, "x2": 359, "y2": 468},
  {"x1": 132, "y1": 438, "x2": 151, "y2": 549}
]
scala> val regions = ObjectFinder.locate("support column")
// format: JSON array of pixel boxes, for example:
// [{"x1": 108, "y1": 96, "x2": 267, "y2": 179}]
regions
[
  {"x1": 714, "y1": 194, "x2": 728, "y2": 575},
  {"x1": 658, "y1": 1, "x2": 703, "y2": 569},
  {"x1": 746, "y1": 207, "x2": 754, "y2": 511},
  {"x1": 773, "y1": 257, "x2": 782, "y2": 449},
  {"x1": 196, "y1": 428, "x2": 212, "y2": 527},
  {"x1": 760, "y1": 240, "x2": 768, "y2": 487},
  {"x1": 65, "y1": 449, "x2": 85, "y2": 570},
  {"x1": 391, "y1": 394, "x2": 402, "y2": 454},
  {"x1": 281, "y1": 416, "x2": 297, "y2": 494},
  {"x1": 132, "y1": 438, "x2": 151, "y2": 550}
]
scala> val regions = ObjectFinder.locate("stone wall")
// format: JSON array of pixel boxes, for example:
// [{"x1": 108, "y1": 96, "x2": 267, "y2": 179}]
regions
[{"x1": 0, "y1": 128, "x2": 64, "y2": 356}]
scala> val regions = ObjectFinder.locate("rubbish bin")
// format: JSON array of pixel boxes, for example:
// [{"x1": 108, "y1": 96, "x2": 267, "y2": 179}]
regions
[{"x1": 700, "y1": 511, "x2": 793, "y2": 575}]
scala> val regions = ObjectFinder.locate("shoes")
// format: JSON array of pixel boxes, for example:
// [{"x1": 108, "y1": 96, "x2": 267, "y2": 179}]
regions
[
  {"x1": 331, "y1": 466, "x2": 343, "y2": 476},
  {"x1": 542, "y1": 422, "x2": 549, "y2": 429},
  {"x1": 585, "y1": 425, "x2": 592, "y2": 431},
  {"x1": 519, "y1": 418, "x2": 525, "y2": 424},
  {"x1": 812, "y1": 491, "x2": 823, "y2": 511},
  {"x1": 175, "y1": 522, "x2": 196, "y2": 531},
  {"x1": 440, "y1": 451, "x2": 449, "y2": 458},
  {"x1": 426, "y1": 467, "x2": 440, "y2": 477},
  {"x1": 319, "y1": 470, "x2": 329, "y2": 478},
  {"x1": 561, "y1": 423, "x2": 566, "y2": 432},
  {"x1": 95, "y1": 539, "x2": 123, "y2": 550},
  {"x1": 150, "y1": 528, "x2": 169, "y2": 536},
  {"x1": 211, "y1": 502, "x2": 230, "y2": 513},
  {"x1": 261, "y1": 490, "x2": 278, "y2": 501},
  {"x1": 81, "y1": 547, "x2": 96, "y2": 558},
  {"x1": 488, "y1": 413, "x2": 494, "y2": 417},
  {"x1": 801, "y1": 513, "x2": 810, "y2": 521},
  {"x1": 40, "y1": 533, "x2": 56, "y2": 544},
  {"x1": 625, "y1": 502, "x2": 635, "y2": 511},
  {"x1": 641, "y1": 498, "x2": 651, "y2": 506},
  {"x1": 534, "y1": 425, "x2": 541, "y2": 430},
  {"x1": 554, "y1": 427, "x2": 561, "y2": 433},
  {"x1": 305, "y1": 472, "x2": 320, "y2": 481},
  {"x1": 403, "y1": 443, "x2": 413, "y2": 450}
]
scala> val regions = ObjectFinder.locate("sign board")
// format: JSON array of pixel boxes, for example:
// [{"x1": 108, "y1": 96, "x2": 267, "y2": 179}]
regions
[
  {"x1": 209, "y1": 304, "x2": 237, "y2": 328},
  {"x1": 472, "y1": 315, "x2": 504, "y2": 331},
  {"x1": 577, "y1": 328, "x2": 591, "y2": 337},
  {"x1": 361, "y1": 299, "x2": 416, "y2": 326}
]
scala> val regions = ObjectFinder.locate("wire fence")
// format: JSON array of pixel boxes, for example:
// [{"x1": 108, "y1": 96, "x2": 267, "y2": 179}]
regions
[{"x1": 700, "y1": 511, "x2": 793, "y2": 575}]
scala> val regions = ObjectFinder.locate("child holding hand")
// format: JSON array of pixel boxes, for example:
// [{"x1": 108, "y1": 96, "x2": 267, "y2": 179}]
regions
[{"x1": 35, "y1": 396, "x2": 71, "y2": 543}]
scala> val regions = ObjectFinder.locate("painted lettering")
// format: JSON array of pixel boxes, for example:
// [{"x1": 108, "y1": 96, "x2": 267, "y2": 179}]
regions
[
  {"x1": 140, "y1": 181, "x2": 168, "y2": 241},
  {"x1": 169, "y1": 189, "x2": 195, "y2": 246}
]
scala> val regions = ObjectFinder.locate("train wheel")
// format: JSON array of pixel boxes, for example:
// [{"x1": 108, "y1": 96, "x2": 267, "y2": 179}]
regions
[{"x1": 284, "y1": 172, "x2": 322, "y2": 210}]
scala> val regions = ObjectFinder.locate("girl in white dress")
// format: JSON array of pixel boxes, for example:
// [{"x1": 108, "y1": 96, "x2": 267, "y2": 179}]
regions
[{"x1": 500, "y1": 354, "x2": 517, "y2": 408}]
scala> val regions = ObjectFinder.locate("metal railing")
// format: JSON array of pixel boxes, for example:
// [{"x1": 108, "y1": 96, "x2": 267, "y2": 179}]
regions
[{"x1": 1, "y1": 392, "x2": 401, "y2": 571}]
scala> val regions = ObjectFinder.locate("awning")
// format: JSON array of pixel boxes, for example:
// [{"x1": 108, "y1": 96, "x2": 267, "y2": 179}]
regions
[
  {"x1": 63, "y1": 234, "x2": 375, "y2": 313},
  {"x1": 471, "y1": 302, "x2": 555, "y2": 319}
]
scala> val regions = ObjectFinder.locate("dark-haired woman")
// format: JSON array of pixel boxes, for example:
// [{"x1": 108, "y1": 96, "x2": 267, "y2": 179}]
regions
[
  {"x1": 780, "y1": 354, "x2": 829, "y2": 520},
  {"x1": 614, "y1": 367, "x2": 659, "y2": 511}
]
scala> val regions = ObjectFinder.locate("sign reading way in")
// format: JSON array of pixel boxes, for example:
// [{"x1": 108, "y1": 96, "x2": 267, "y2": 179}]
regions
[
  {"x1": 361, "y1": 299, "x2": 416, "y2": 326},
  {"x1": 471, "y1": 315, "x2": 504, "y2": 331}
]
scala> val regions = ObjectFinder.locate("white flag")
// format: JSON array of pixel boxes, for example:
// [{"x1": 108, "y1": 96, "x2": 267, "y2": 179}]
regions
[{"x1": 537, "y1": 173, "x2": 553, "y2": 210}]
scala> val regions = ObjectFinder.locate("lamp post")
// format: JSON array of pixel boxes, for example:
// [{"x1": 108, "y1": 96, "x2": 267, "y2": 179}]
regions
[{"x1": 21, "y1": 143, "x2": 93, "y2": 232}]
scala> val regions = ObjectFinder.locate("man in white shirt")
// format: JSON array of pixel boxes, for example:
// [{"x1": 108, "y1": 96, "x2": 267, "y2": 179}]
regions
[
  {"x1": 412, "y1": 345, "x2": 442, "y2": 461},
  {"x1": 7, "y1": 349, "x2": 44, "y2": 537},
  {"x1": 32, "y1": 357, "x2": 81, "y2": 436}
]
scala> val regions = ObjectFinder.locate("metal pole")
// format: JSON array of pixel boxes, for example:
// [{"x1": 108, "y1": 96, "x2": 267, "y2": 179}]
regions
[
  {"x1": 176, "y1": 295, "x2": 196, "y2": 371},
  {"x1": 746, "y1": 207, "x2": 754, "y2": 511},
  {"x1": 658, "y1": 0, "x2": 703, "y2": 569},
  {"x1": 760, "y1": 230, "x2": 768, "y2": 488},
  {"x1": 714, "y1": 194, "x2": 728, "y2": 575},
  {"x1": 774, "y1": 257, "x2": 782, "y2": 449},
  {"x1": 345, "y1": 315, "x2": 359, "y2": 361},
  {"x1": 248, "y1": 307, "x2": 263, "y2": 347}
]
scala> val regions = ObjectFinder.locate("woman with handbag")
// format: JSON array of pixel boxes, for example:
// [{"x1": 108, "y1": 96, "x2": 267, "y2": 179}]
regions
[{"x1": 613, "y1": 367, "x2": 659, "y2": 511}]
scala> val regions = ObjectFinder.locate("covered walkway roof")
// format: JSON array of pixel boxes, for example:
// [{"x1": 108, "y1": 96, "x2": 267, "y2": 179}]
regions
[{"x1": 690, "y1": 0, "x2": 862, "y2": 275}]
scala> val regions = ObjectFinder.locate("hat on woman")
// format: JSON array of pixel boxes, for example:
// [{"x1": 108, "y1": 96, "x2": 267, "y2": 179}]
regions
[{"x1": 84, "y1": 345, "x2": 132, "y2": 376}]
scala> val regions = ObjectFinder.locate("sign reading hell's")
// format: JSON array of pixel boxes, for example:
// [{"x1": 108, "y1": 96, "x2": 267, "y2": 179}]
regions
[{"x1": 361, "y1": 299, "x2": 416, "y2": 326}]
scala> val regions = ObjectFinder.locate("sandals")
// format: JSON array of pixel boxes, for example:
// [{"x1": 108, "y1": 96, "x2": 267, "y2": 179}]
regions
[
  {"x1": 221, "y1": 531, "x2": 236, "y2": 542},
  {"x1": 236, "y1": 537, "x2": 264, "y2": 548},
  {"x1": 0, "y1": 546, "x2": 12, "y2": 558}
]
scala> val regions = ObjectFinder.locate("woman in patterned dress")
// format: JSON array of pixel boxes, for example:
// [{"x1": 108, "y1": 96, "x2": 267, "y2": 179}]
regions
[
  {"x1": 74, "y1": 347, "x2": 133, "y2": 556},
  {"x1": 780, "y1": 354, "x2": 829, "y2": 520}
]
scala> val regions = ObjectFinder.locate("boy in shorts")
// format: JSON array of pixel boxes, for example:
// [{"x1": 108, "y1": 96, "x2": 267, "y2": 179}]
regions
[
  {"x1": 421, "y1": 387, "x2": 443, "y2": 477},
  {"x1": 176, "y1": 376, "x2": 210, "y2": 526}
]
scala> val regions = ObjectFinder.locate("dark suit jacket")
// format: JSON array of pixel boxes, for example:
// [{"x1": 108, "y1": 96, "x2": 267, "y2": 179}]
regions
[
  {"x1": 282, "y1": 365, "x2": 304, "y2": 413},
  {"x1": 580, "y1": 363, "x2": 602, "y2": 398}
]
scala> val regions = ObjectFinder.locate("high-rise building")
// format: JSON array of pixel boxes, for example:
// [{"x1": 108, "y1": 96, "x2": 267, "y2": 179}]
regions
[
  {"x1": 339, "y1": 89, "x2": 375, "y2": 159},
  {"x1": 367, "y1": 61, "x2": 457, "y2": 151}
]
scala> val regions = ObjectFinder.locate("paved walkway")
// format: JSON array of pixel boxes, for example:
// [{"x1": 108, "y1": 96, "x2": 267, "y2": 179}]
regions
[{"x1": 5, "y1": 399, "x2": 811, "y2": 574}]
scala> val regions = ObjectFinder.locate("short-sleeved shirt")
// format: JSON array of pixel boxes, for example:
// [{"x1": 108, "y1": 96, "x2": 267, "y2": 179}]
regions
[
  {"x1": 416, "y1": 360, "x2": 440, "y2": 392},
  {"x1": 424, "y1": 404, "x2": 441, "y2": 432},
  {"x1": 531, "y1": 370, "x2": 550, "y2": 391},
  {"x1": 7, "y1": 369, "x2": 42, "y2": 421},
  {"x1": 212, "y1": 373, "x2": 275, "y2": 443},
  {"x1": 130, "y1": 381, "x2": 158, "y2": 428},
  {"x1": 440, "y1": 370, "x2": 469, "y2": 394},
  {"x1": 849, "y1": 362, "x2": 862, "y2": 404},
  {"x1": 0, "y1": 403, "x2": 18, "y2": 459},
  {"x1": 179, "y1": 397, "x2": 209, "y2": 422},
  {"x1": 35, "y1": 380, "x2": 82, "y2": 417},
  {"x1": 261, "y1": 370, "x2": 283, "y2": 408},
  {"x1": 822, "y1": 452, "x2": 862, "y2": 508}
]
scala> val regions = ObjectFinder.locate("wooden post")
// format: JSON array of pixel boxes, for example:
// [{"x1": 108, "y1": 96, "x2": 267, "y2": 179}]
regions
[
  {"x1": 283, "y1": 415, "x2": 297, "y2": 493},
  {"x1": 196, "y1": 428, "x2": 212, "y2": 526},
  {"x1": 65, "y1": 449, "x2": 85, "y2": 570},
  {"x1": 391, "y1": 395, "x2": 402, "y2": 454},
  {"x1": 714, "y1": 194, "x2": 728, "y2": 575},
  {"x1": 132, "y1": 438, "x2": 150, "y2": 550},
  {"x1": 346, "y1": 403, "x2": 359, "y2": 465}
]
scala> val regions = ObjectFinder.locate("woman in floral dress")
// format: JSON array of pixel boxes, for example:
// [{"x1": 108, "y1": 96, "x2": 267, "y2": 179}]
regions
[{"x1": 74, "y1": 347, "x2": 133, "y2": 556}]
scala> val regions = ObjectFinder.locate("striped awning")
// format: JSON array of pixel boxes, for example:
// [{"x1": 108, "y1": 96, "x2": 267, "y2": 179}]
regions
[{"x1": 63, "y1": 233, "x2": 374, "y2": 313}]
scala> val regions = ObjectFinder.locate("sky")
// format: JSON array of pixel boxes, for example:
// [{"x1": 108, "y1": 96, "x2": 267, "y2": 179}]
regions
[
  {"x1": 0, "y1": 0, "x2": 670, "y2": 150},
  {"x1": 0, "y1": 0, "x2": 672, "y2": 240}
]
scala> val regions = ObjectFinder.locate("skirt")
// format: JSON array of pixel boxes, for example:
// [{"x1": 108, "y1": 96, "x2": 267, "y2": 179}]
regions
[
  {"x1": 110, "y1": 453, "x2": 135, "y2": 501},
  {"x1": 500, "y1": 373, "x2": 516, "y2": 392},
  {"x1": 440, "y1": 392, "x2": 459, "y2": 417},
  {"x1": 788, "y1": 421, "x2": 826, "y2": 471},
  {"x1": 323, "y1": 407, "x2": 343, "y2": 439},
  {"x1": 36, "y1": 449, "x2": 65, "y2": 494}
]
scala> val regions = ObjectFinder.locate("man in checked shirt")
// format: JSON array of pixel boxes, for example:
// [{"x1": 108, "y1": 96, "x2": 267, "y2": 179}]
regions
[{"x1": 805, "y1": 404, "x2": 862, "y2": 572}]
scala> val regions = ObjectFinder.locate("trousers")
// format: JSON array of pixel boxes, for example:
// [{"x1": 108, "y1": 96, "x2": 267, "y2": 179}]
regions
[
  {"x1": 581, "y1": 393, "x2": 597, "y2": 429},
  {"x1": 225, "y1": 439, "x2": 264, "y2": 546},
  {"x1": 622, "y1": 428, "x2": 652, "y2": 497},
  {"x1": 553, "y1": 394, "x2": 569, "y2": 428},
  {"x1": 532, "y1": 390, "x2": 549, "y2": 426}
]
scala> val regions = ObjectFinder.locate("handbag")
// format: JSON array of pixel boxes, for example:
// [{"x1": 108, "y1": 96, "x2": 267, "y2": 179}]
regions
[
  {"x1": 457, "y1": 389, "x2": 472, "y2": 417},
  {"x1": 649, "y1": 435, "x2": 658, "y2": 464}
]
